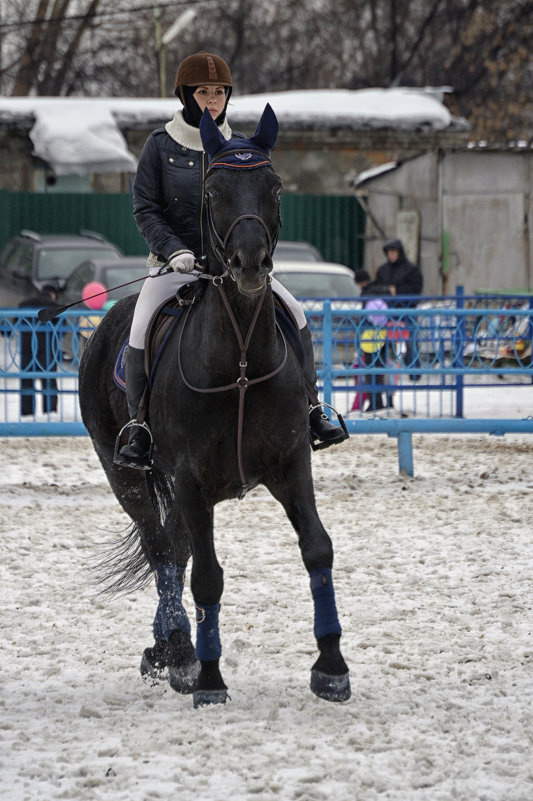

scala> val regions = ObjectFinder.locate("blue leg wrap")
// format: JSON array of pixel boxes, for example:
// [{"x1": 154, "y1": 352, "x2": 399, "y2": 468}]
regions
[
  {"x1": 195, "y1": 602, "x2": 222, "y2": 661},
  {"x1": 153, "y1": 564, "x2": 191, "y2": 641},
  {"x1": 310, "y1": 567, "x2": 342, "y2": 640}
]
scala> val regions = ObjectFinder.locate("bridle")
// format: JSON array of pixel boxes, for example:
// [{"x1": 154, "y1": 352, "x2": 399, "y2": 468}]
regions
[
  {"x1": 177, "y1": 154, "x2": 286, "y2": 499},
  {"x1": 203, "y1": 149, "x2": 281, "y2": 275}
]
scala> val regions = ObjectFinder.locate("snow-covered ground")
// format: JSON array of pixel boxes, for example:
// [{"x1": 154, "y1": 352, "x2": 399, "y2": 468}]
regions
[{"x1": 1, "y1": 387, "x2": 532, "y2": 800}]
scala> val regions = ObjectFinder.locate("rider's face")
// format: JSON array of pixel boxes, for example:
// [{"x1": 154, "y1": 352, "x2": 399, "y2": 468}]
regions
[{"x1": 193, "y1": 85, "x2": 227, "y2": 118}]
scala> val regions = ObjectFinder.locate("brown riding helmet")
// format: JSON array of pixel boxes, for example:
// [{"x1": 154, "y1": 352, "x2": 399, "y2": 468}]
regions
[{"x1": 174, "y1": 51, "x2": 232, "y2": 102}]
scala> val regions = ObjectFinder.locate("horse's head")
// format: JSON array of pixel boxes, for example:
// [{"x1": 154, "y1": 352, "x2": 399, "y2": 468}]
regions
[{"x1": 201, "y1": 104, "x2": 282, "y2": 297}]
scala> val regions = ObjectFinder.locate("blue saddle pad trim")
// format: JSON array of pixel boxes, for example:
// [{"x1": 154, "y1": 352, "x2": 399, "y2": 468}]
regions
[
  {"x1": 113, "y1": 339, "x2": 129, "y2": 391},
  {"x1": 112, "y1": 304, "x2": 303, "y2": 394}
]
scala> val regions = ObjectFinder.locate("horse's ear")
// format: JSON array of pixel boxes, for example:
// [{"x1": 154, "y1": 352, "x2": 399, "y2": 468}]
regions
[
  {"x1": 200, "y1": 108, "x2": 227, "y2": 159},
  {"x1": 249, "y1": 104, "x2": 278, "y2": 153}
]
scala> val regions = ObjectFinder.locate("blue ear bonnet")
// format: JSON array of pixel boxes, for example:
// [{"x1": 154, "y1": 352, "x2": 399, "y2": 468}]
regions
[
  {"x1": 200, "y1": 103, "x2": 279, "y2": 171},
  {"x1": 208, "y1": 149, "x2": 272, "y2": 170}
]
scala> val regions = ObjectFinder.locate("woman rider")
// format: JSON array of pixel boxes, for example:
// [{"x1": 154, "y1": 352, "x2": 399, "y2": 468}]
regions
[{"x1": 115, "y1": 51, "x2": 346, "y2": 470}]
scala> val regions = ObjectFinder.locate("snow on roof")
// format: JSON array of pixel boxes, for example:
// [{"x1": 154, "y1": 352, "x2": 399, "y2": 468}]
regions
[
  {"x1": 353, "y1": 161, "x2": 400, "y2": 187},
  {"x1": 0, "y1": 87, "x2": 464, "y2": 176}
]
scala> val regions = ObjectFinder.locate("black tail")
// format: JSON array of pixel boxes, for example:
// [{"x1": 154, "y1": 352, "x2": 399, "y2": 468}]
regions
[
  {"x1": 146, "y1": 466, "x2": 175, "y2": 526},
  {"x1": 86, "y1": 522, "x2": 153, "y2": 596},
  {"x1": 87, "y1": 467, "x2": 176, "y2": 596}
]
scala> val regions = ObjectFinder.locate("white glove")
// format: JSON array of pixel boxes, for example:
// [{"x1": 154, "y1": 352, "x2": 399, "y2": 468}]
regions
[{"x1": 169, "y1": 251, "x2": 195, "y2": 273}]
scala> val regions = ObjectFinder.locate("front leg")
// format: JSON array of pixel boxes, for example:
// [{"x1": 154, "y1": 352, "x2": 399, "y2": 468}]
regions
[
  {"x1": 266, "y1": 454, "x2": 351, "y2": 702},
  {"x1": 173, "y1": 475, "x2": 228, "y2": 708}
]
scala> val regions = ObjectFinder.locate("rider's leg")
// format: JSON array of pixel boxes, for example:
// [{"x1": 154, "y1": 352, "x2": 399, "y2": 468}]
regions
[
  {"x1": 114, "y1": 345, "x2": 153, "y2": 469},
  {"x1": 271, "y1": 278, "x2": 348, "y2": 447},
  {"x1": 114, "y1": 265, "x2": 196, "y2": 470}
]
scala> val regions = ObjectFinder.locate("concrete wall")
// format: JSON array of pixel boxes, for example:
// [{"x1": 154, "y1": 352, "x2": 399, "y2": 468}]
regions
[
  {"x1": 0, "y1": 118, "x2": 468, "y2": 196},
  {"x1": 358, "y1": 151, "x2": 533, "y2": 295},
  {"x1": 441, "y1": 152, "x2": 533, "y2": 293}
]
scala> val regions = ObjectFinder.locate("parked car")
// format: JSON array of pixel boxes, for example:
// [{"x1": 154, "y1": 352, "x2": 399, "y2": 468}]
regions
[
  {"x1": 60, "y1": 256, "x2": 148, "y2": 307},
  {"x1": 272, "y1": 261, "x2": 359, "y2": 299},
  {"x1": 272, "y1": 261, "x2": 361, "y2": 366},
  {"x1": 0, "y1": 230, "x2": 123, "y2": 307},
  {"x1": 273, "y1": 240, "x2": 323, "y2": 262}
]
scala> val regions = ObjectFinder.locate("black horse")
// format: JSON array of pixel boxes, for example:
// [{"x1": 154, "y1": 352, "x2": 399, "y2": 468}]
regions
[{"x1": 78, "y1": 105, "x2": 350, "y2": 707}]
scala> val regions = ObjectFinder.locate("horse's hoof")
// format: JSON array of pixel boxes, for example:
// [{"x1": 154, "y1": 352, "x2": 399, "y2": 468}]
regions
[
  {"x1": 166, "y1": 630, "x2": 200, "y2": 694},
  {"x1": 193, "y1": 688, "x2": 229, "y2": 709},
  {"x1": 310, "y1": 669, "x2": 351, "y2": 702},
  {"x1": 168, "y1": 661, "x2": 200, "y2": 695},
  {"x1": 140, "y1": 642, "x2": 169, "y2": 681}
]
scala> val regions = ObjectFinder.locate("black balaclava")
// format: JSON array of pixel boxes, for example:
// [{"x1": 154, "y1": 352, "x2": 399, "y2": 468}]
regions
[{"x1": 181, "y1": 85, "x2": 231, "y2": 128}]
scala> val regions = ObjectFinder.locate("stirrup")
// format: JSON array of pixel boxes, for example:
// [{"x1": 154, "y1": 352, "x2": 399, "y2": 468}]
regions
[
  {"x1": 113, "y1": 419, "x2": 154, "y2": 469},
  {"x1": 309, "y1": 402, "x2": 349, "y2": 451}
]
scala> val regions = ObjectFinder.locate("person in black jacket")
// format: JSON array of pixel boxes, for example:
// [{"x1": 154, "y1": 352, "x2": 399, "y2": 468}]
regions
[
  {"x1": 115, "y1": 51, "x2": 346, "y2": 469},
  {"x1": 375, "y1": 239, "x2": 423, "y2": 301},
  {"x1": 19, "y1": 285, "x2": 60, "y2": 416},
  {"x1": 375, "y1": 239, "x2": 423, "y2": 380}
]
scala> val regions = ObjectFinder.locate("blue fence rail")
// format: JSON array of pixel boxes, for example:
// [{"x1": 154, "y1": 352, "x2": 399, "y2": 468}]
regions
[{"x1": 1, "y1": 290, "x2": 532, "y2": 474}]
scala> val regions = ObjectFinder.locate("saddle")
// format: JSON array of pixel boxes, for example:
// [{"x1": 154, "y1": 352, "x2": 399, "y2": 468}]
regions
[
  {"x1": 113, "y1": 281, "x2": 304, "y2": 408},
  {"x1": 112, "y1": 281, "x2": 203, "y2": 393}
]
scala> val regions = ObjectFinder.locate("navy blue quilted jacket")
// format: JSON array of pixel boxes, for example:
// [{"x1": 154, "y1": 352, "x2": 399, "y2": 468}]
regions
[{"x1": 133, "y1": 126, "x2": 244, "y2": 262}]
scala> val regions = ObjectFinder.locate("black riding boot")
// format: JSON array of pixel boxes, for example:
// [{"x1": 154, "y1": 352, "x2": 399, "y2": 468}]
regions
[
  {"x1": 301, "y1": 325, "x2": 348, "y2": 449},
  {"x1": 113, "y1": 346, "x2": 153, "y2": 470}
]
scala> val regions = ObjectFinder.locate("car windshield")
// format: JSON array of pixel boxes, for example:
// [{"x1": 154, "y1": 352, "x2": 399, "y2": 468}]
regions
[
  {"x1": 37, "y1": 247, "x2": 120, "y2": 280},
  {"x1": 273, "y1": 244, "x2": 321, "y2": 261},
  {"x1": 274, "y1": 271, "x2": 358, "y2": 299}
]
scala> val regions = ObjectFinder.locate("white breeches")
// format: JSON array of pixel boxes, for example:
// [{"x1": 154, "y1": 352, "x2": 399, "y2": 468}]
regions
[{"x1": 129, "y1": 266, "x2": 307, "y2": 350}]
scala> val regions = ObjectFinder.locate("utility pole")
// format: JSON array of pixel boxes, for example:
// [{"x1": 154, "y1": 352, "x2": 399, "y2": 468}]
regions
[
  {"x1": 154, "y1": 4, "x2": 197, "y2": 98},
  {"x1": 153, "y1": 1, "x2": 165, "y2": 98},
  {"x1": 0, "y1": 1, "x2": 3, "y2": 95}
]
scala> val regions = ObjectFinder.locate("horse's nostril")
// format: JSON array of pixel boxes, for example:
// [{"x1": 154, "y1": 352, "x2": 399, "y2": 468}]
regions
[
  {"x1": 231, "y1": 252, "x2": 242, "y2": 270},
  {"x1": 262, "y1": 252, "x2": 273, "y2": 271}
]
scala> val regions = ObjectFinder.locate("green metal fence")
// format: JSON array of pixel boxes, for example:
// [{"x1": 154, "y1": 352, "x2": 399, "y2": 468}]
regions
[
  {"x1": 279, "y1": 194, "x2": 365, "y2": 270},
  {"x1": 0, "y1": 190, "x2": 364, "y2": 270},
  {"x1": 0, "y1": 190, "x2": 147, "y2": 256}
]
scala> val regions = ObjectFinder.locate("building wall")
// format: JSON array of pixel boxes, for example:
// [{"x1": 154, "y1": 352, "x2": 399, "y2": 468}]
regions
[
  {"x1": 124, "y1": 124, "x2": 467, "y2": 196},
  {"x1": 1, "y1": 119, "x2": 468, "y2": 197},
  {"x1": 358, "y1": 151, "x2": 533, "y2": 295}
]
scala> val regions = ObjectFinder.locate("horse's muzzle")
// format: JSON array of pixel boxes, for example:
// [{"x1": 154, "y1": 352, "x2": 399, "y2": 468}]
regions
[{"x1": 230, "y1": 248, "x2": 273, "y2": 297}]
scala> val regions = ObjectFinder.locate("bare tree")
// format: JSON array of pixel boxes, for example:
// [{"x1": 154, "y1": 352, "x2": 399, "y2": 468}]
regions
[
  {"x1": 1, "y1": 0, "x2": 157, "y2": 96},
  {"x1": 1, "y1": 0, "x2": 532, "y2": 141}
]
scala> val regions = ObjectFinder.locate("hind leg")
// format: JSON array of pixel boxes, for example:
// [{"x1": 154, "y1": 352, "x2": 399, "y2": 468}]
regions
[
  {"x1": 265, "y1": 453, "x2": 350, "y2": 702},
  {"x1": 91, "y1": 438, "x2": 198, "y2": 692}
]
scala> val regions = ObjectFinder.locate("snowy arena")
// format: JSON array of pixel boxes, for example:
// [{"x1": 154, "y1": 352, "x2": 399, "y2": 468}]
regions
[{"x1": 2, "y1": 430, "x2": 532, "y2": 801}]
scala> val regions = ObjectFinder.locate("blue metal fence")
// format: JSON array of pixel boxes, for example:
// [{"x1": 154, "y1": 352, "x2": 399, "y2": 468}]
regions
[{"x1": 1, "y1": 290, "x2": 532, "y2": 474}]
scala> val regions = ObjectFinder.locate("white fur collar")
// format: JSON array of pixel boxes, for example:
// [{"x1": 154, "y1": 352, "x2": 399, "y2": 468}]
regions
[{"x1": 164, "y1": 109, "x2": 232, "y2": 151}]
